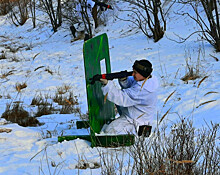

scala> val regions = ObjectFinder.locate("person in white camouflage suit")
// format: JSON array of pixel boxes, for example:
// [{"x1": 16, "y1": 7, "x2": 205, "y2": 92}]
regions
[
  {"x1": 100, "y1": 59, "x2": 159, "y2": 136},
  {"x1": 70, "y1": 0, "x2": 113, "y2": 41}
]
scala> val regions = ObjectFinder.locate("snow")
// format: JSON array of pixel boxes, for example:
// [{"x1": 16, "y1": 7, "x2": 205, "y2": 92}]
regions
[{"x1": 0, "y1": 1, "x2": 219, "y2": 175}]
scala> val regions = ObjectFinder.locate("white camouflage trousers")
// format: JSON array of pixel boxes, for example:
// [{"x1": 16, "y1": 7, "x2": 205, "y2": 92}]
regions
[{"x1": 101, "y1": 116, "x2": 138, "y2": 135}]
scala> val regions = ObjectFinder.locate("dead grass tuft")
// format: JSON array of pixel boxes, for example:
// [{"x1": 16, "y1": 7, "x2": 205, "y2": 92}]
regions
[
  {"x1": 31, "y1": 91, "x2": 80, "y2": 116},
  {"x1": 60, "y1": 105, "x2": 80, "y2": 114},
  {"x1": 35, "y1": 104, "x2": 55, "y2": 117},
  {"x1": 15, "y1": 82, "x2": 27, "y2": 92},
  {"x1": 1, "y1": 103, "x2": 42, "y2": 127},
  {"x1": 0, "y1": 52, "x2": 6, "y2": 60},
  {"x1": 181, "y1": 67, "x2": 200, "y2": 81},
  {"x1": 56, "y1": 84, "x2": 71, "y2": 95},
  {"x1": 0, "y1": 0, "x2": 11, "y2": 15},
  {"x1": 0, "y1": 70, "x2": 15, "y2": 79},
  {"x1": 53, "y1": 92, "x2": 78, "y2": 105},
  {"x1": 31, "y1": 95, "x2": 51, "y2": 106}
]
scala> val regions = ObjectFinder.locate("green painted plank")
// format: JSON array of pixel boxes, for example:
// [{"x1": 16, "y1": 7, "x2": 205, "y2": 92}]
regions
[
  {"x1": 83, "y1": 33, "x2": 115, "y2": 137},
  {"x1": 58, "y1": 134, "x2": 135, "y2": 147},
  {"x1": 76, "y1": 120, "x2": 90, "y2": 129},
  {"x1": 57, "y1": 34, "x2": 135, "y2": 148}
]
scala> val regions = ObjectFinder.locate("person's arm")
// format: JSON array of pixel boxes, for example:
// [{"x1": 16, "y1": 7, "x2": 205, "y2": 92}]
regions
[
  {"x1": 101, "y1": 81, "x2": 141, "y2": 107},
  {"x1": 118, "y1": 76, "x2": 135, "y2": 89}
]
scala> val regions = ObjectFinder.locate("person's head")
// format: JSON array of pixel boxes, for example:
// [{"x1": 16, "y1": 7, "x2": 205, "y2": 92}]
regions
[{"x1": 132, "y1": 59, "x2": 153, "y2": 81}]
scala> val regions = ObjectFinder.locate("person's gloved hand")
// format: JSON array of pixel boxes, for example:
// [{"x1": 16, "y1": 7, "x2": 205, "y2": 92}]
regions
[
  {"x1": 89, "y1": 74, "x2": 102, "y2": 84},
  {"x1": 100, "y1": 78, "x2": 108, "y2": 85}
]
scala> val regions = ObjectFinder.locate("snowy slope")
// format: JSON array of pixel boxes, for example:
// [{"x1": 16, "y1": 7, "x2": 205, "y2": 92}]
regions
[{"x1": 0, "y1": 1, "x2": 219, "y2": 174}]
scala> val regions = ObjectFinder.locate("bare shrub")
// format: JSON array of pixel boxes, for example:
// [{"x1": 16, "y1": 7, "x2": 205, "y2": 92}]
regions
[
  {"x1": 99, "y1": 148, "x2": 132, "y2": 175},
  {"x1": 197, "y1": 123, "x2": 220, "y2": 174},
  {"x1": 53, "y1": 92, "x2": 78, "y2": 106},
  {"x1": 1, "y1": 103, "x2": 42, "y2": 127},
  {"x1": 61, "y1": 0, "x2": 78, "y2": 24},
  {"x1": 177, "y1": 0, "x2": 220, "y2": 51},
  {"x1": 0, "y1": 0, "x2": 12, "y2": 15},
  {"x1": 31, "y1": 90, "x2": 80, "y2": 116},
  {"x1": 60, "y1": 105, "x2": 81, "y2": 114},
  {"x1": 29, "y1": 0, "x2": 36, "y2": 28},
  {"x1": 181, "y1": 49, "x2": 204, "y2": 82},
  {"x1": 53, "y1": 90, "x2": 79, "y2": 114},
  {"x1": 56, "y1": 84, "x2": 71, "y2": 95},
  {"x1": 99, "y1": 118, "x2": 219, "y2": 174},
  {"x1": 35, "y1": 104, "x2": 55, "y2": 117},
  {"x1": 40, "y1": 0, "x2": 62, "y2": 32},
  {"x1": 129, "y1": 119, "x2": 219, "y2": 174},
  {"x1": 121, "y1": 0, "x2": 166, "y2": 42},
  {"x1": 31, "y1": 94, "x2": 51, "y2": 106},
  {"x1": 10, "y1": 0, "x2": 29, "y2": 26}
]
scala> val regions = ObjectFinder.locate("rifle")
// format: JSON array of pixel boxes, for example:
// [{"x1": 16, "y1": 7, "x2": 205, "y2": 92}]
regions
[
  {"x1": 89, "y1": 70, "x2": 133, "y2": 84},
  {"x1": 94, "y1": 1, "x2": 113, "y2": 10}
]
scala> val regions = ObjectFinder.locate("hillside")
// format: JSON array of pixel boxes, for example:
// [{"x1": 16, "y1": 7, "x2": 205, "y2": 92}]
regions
[{"x1": 0, "y1": 1, "x2": 219, "y2": 174}]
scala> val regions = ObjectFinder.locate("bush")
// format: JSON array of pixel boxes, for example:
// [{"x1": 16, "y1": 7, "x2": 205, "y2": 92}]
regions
[
  {"x1": 1, "y1": 103, "x2": 42, "y2": 127},
  {"x1": 0, "y1": 0, "x2": 12, "y2": 15},
  {"x1": 99, "y1": 118, "x2": 219, "y2": 174}
]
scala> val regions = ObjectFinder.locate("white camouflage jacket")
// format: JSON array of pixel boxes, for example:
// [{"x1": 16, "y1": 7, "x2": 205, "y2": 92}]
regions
[{"x1": 101, "y1": 75, "x2": 159, "y2": 126}]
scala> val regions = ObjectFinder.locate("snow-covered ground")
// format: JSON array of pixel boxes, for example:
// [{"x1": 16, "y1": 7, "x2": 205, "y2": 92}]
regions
[{"x1": 0, "y1": 1, "x2": 219, "y2": 174}]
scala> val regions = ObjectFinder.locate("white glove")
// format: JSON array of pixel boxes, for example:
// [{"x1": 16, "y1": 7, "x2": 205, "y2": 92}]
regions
[{"x1": 100, "y1": 78, "x2": 108, "y2": 85}]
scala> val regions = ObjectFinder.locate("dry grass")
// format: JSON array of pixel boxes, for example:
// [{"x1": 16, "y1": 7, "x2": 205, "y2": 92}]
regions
[
  {"x1": 31, "y1": 94, "x2": 51, "y2": 106},
  {"x1": 30, "y1": 90, "x2": 80, "y2": 117},
  {"x1": 181, "y1": 67, "x2": 200, "y2": 81},
  {"x1": 56, "y1": 84, "x2": 71, "y2": 95},
  {"x1": 1, "y1": 103, "x2": 42, "y2": 127},
  {"x1": 31, "y1": 88, "x2": 81, "y2": 117},
  {"x1": 98, "y1": 118, "x2": 219, "y2": 175},
  {"x1": 0, "y1": 0, "x2": 11, "y2": 15},
  {"x1": 0, "y1": 128, "x2": 12, "y2": 133},
  {"x1": 15, "y1": 82, "x2": 27, "y2": 92},
  {"x1": 181, "y1": 49, "x2": 204, "y2": 82},
  {"x1": 53, "y1": 92, "x2": 78, "y2": 106},
  {"x1": 0, "y1": 70, "x2": 15, "y2": 79},
  {"x1": 60, "y1": 105, "x2": 79, "y2": 114},
  {"x1": 0, "y1": 51, "x2": 6, "y2": 60},
  {"x1": 35, "y1": 104, "x2": 55, "y2": 117}
]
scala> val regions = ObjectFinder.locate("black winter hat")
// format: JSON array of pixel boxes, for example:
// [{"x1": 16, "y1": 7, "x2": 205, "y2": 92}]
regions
[{"x1": 132, "y1": 59, "x2": 153, "y2": 78}]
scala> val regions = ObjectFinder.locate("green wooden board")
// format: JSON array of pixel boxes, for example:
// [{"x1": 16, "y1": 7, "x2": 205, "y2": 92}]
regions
[
  {"x1": 58, "y1": 134, "x2": 135, "y2": 147},
  {"x1": 58, "y1": 33, "x2": 135, "y2": 147},
  {"x1": 83, "y1": 33, "x2": 115, "y2": 137},
  {"x1": 76, "y1": 120, "x2": 90, "y2": 129}
]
